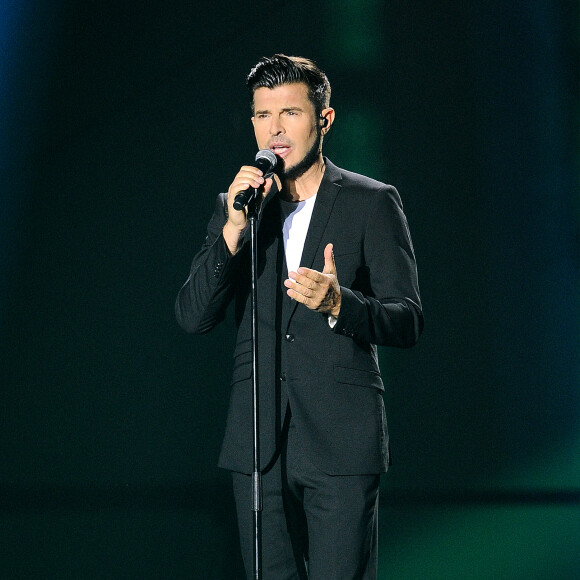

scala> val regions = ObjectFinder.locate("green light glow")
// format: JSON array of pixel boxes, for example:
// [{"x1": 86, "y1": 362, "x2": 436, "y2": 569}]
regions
[{"x1": 326, "y1": 0, "x2": 383, "y2": 66}]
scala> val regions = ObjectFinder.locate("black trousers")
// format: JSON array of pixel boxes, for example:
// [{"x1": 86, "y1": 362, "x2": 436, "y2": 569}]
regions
[{"x1": 232, "y1": 419, "x2": 380, "y2": 579}]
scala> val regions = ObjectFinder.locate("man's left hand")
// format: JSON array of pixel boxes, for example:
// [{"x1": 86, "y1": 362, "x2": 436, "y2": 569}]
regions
[{"x1": 285, "y1": 243, "x2": 341, "y2": 317}]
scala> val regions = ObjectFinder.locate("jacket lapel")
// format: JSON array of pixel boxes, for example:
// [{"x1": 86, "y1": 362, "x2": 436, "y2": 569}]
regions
[{"x1": 283, "y1": 160, "x2": 342, "y2": 328}]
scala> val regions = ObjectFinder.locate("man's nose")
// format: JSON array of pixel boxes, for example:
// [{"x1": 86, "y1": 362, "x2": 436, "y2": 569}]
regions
[{"x1": 269, "y1": 115, "x2": 284, "y2": 135}]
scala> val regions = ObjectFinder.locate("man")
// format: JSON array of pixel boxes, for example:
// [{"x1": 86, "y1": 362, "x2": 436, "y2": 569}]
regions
[{"x1": 176, "y1": 54, "x2": 423, "y2": 579}]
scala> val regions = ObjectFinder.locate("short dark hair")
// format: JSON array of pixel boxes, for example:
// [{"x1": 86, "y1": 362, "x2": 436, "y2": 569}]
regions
[{"x1": 246, "y1": 54, "x2": 331, "y2": 116}]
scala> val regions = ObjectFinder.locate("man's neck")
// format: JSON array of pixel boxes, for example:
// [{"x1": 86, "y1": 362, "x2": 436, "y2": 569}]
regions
[{"x1": 280, "y1": 155, "x2": 326, "y2": 202}]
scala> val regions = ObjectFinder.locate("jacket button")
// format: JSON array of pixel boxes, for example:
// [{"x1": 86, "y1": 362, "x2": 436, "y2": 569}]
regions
[
  {"x1": 285, "y1": 334, "x2": 295, "y2": 342},
  {"x1": 280, "y1": 372, "x2": 287, "y2": 381}
]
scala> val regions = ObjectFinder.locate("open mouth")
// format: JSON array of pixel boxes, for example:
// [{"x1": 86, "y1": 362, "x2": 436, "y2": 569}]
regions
[{"x1": 270, "y1": 144, "x2": 291, "y2": 157}]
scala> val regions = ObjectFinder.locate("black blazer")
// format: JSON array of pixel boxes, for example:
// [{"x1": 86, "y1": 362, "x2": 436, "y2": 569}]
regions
[{"x1": 176, "y1": 159, "x2": 423, "y2": 475}]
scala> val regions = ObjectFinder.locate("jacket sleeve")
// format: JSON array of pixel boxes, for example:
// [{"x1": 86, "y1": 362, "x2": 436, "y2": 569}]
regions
[
  {"x1": 332, "y1": 185, "x2": 423, "y2": 348},
  {"x1": 175, "y1": 192, "x2": 242, "y2": 334}
]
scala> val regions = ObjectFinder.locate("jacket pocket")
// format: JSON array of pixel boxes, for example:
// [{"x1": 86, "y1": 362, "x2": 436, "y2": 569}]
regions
[{"x1": 333, "y1": 365, "x2": 384, "y2": 392}]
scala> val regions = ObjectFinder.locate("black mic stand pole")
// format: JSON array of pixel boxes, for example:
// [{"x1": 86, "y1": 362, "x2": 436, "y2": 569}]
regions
[{"x1": 247, "y1": 189, "x2": 262, "y2": 580}]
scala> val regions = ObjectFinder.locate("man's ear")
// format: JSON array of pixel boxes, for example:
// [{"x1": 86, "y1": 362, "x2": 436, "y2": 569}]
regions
[{"x1": 320, "y1": 107, "x2": 335, "y2": 133}]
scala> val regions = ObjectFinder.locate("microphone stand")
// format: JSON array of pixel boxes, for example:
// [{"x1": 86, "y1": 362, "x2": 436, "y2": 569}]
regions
[{"x1": 247, "y1": 189, "x2": 262, "y2": 580}]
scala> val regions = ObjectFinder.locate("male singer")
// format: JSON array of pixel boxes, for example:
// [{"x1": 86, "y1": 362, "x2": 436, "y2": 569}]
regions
[{"x1": 175, "y1": 54, "x2": 423, "y2": 579}]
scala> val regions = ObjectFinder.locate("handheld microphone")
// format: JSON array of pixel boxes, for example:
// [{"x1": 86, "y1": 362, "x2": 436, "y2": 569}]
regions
[{"x1": 233, "y1": 149, "x2": 277, "y2": 211}]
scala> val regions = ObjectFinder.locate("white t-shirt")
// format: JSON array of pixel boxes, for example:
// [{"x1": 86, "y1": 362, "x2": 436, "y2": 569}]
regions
[{"x1": 280, "y1": 194, "x2": 317, "y2": 276}]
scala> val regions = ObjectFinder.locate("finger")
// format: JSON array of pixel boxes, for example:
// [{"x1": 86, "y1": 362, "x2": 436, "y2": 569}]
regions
[
  {"x1": 240, "y1": 165, "x2": 266, "y2": 178},
  {"x1": 293, "y1": 268, "x2": 325, "y2": 284},
  {"x1": 287, "y1": 272, "x2": 319, "y2": 290},
  {"x1": 322, "y1": 243, "x2": 336, "y2": 275},
  {"x1": 230, "y1": 168, "x2": 265, "y2": 192},
  {"x1": 286, "y1": 287, "x2": 315, "y2": 309},
  {"x1": 284, "y1": 278, "x2": 316, "y2": 298},
  {"x1": 234, "y1": 175, "x2": 264, "y2": 192}
]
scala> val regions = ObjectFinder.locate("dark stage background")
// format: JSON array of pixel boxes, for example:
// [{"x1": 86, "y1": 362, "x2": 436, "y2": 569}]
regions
[{"x1": 1, "y1": 1, "x2": 578, "y2": 578}]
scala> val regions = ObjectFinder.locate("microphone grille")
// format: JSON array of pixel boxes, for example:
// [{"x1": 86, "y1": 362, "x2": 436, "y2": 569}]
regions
[{"x1": 255, "y1": 148, "x2": 277, "y2": 167}]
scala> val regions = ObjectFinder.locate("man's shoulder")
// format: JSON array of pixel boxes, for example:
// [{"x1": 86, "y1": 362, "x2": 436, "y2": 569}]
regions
[{"x1": 324, "y1": 158, "x2": 395, "y2": 193}]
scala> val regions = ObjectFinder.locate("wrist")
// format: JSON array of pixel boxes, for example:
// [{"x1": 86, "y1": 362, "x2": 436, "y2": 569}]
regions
[
  {"x1": 223, "y1": 221, "x2": 245, "y2": 255},
  {"x1": 329, "y1": 294, "x2": 341, "y2": 317}
]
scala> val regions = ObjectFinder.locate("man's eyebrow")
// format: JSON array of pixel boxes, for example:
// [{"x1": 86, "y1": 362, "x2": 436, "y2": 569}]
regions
[{"x1": 254, "y1": 106, "x2": 305, "y2": 115}]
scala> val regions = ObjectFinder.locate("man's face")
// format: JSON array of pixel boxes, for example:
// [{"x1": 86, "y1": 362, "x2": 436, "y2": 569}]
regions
[{"x1": 252, "y1": 83, "x2": 321, "y2": 179}]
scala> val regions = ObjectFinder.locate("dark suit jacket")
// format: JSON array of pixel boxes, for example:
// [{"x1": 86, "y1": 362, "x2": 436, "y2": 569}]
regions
[{"x1": 176, "y1": 159, "x2": 423, "y2": 475}]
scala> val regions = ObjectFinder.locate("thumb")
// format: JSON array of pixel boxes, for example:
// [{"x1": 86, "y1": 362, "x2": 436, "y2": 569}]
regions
[
  {"x1": 262, "y1": 177, "x2": 274, "y2": 197},
  {"x1": 323, "y1": 243, "x2": 336, "y2": 275},
  {"x1": 263, "y1": 173, "x2": 281, "y2": 198}
]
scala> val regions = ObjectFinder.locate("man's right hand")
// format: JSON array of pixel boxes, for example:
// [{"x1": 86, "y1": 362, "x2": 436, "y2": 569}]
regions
[{"x1": 223, "y1": 166, "x2": 274, "y2": 254}]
